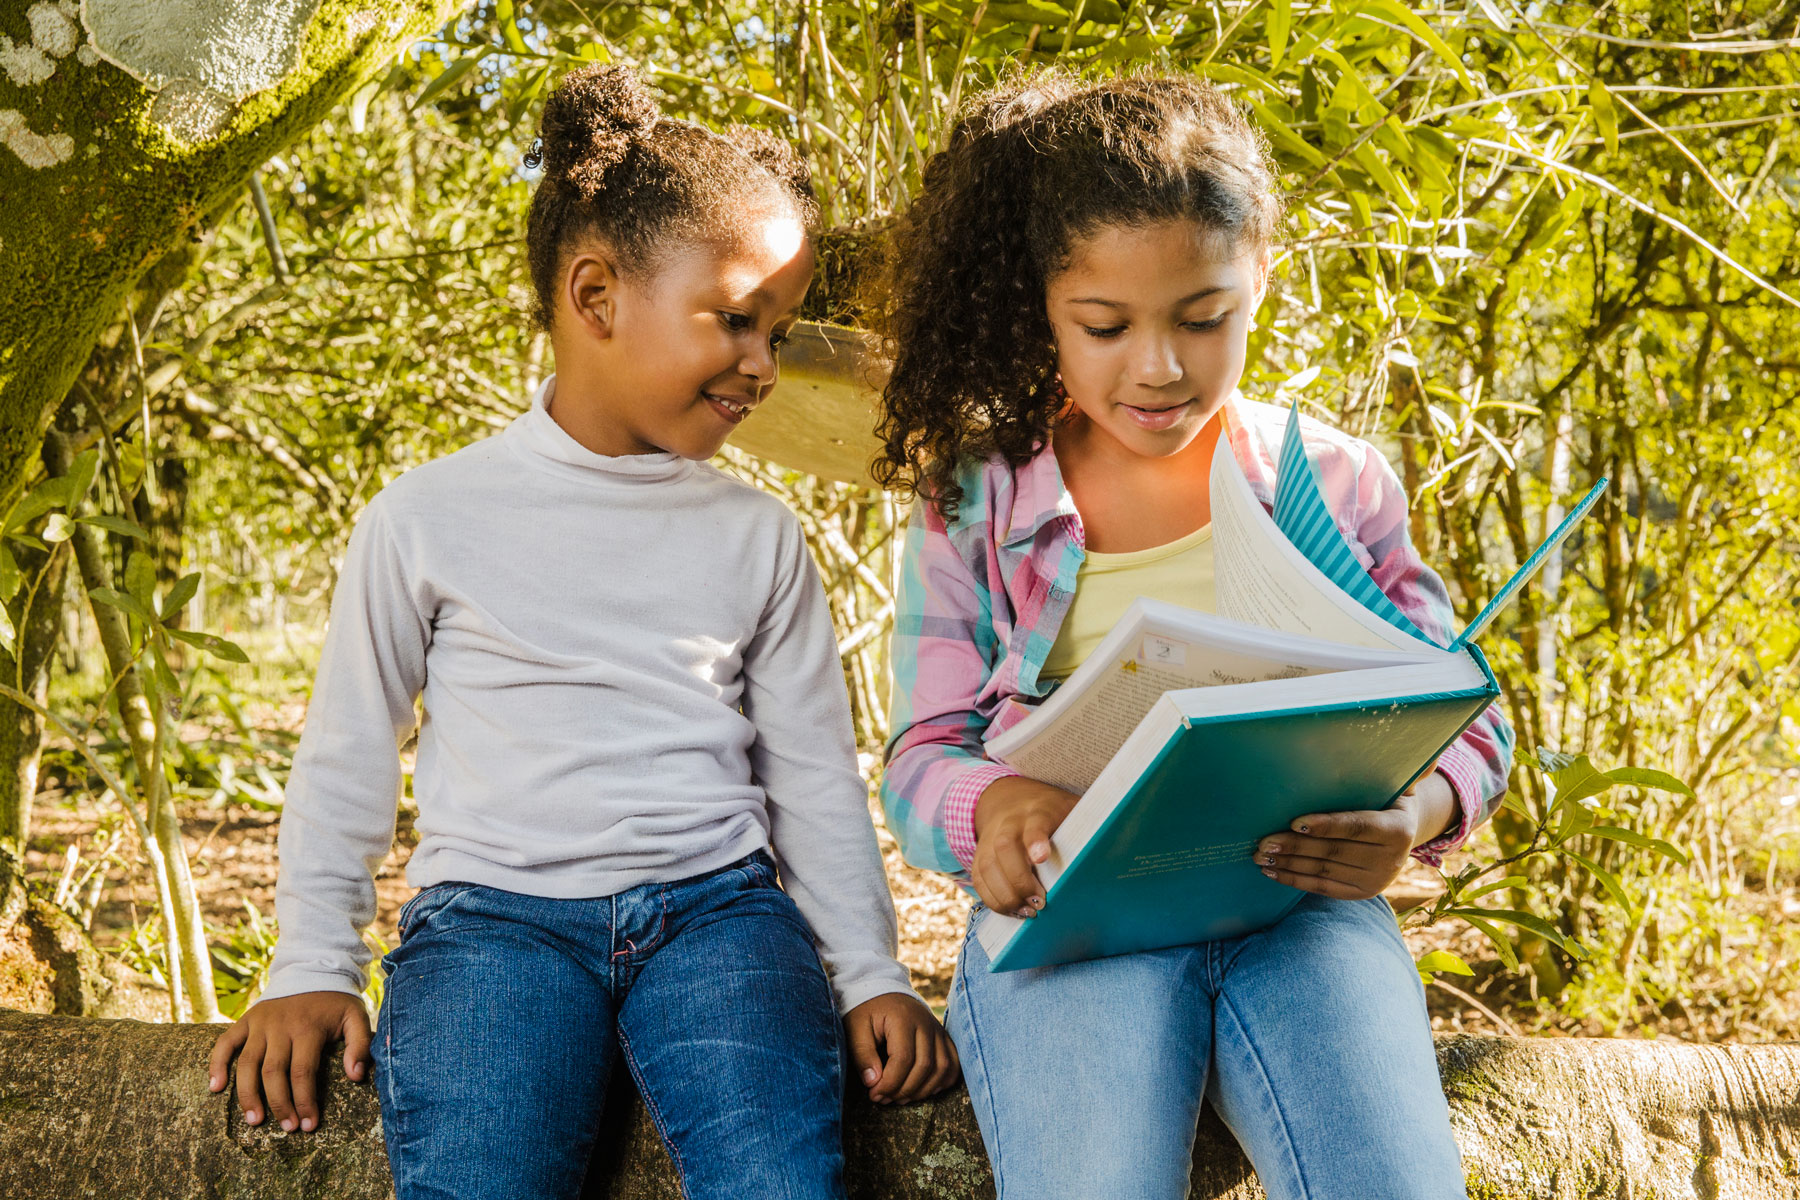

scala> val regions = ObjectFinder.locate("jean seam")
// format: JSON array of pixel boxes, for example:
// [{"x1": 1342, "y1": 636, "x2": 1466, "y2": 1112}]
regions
[
  {"x1": 378, "y1": 989, "x2": 407, "y2": 1191},
  {"x1": 955, "y1": 920, "x2": 1007, "y2": 1199},
  {"x1": 1215, "y1": 990, "x2": 1311, "y2": 1200},
  {"x1": 618, "y1": 1025, "x2": 693, "y2": 1200}
]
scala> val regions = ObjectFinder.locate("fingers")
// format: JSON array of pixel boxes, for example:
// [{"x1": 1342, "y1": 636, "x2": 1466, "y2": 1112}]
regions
[
  {"x1": 843, "y1": 1013, "x2": 884, "y2": 1092},
  {"x1": 1259, "y1": 860, "x2": 1373, "y2": 900},
  {"x1": 209, "y1": 1021, "x2": 249, "y2": 1093},
  {"x1": 288, "y1": 1030, "x2": 325, "y2": 1133},
  {"x1": 260, "y1": 1036, "x2": 298, "y2": 1132},
  {"x1": 990, "y1": 834, "x2": 1043, "y2": 917},
  {"x1": 342, "y1": 1009, "x2": 374, "y2": 1084},
  {"x1": 929, "y1": 1031, "x2": 962, "y2": 1096},
  {"x1": 891, "y1": 1026, "x2": 937, "y2": 1104},
  {"x1": 235, "y1": 1032, "x2": 267, "y2": 1127},
  {"x1": 972, "y1": 852, "x2": 1032, "y2": 918},
  {"x1": 1020, "y1": 814, "x2": 1057, "y2": 865},
  {"x1": 1286, "y1": 808, "x2": 1400, "y2": 843},
  {"x1": 871, "y1": 1019, "x2": 917, "y2": 1105}
]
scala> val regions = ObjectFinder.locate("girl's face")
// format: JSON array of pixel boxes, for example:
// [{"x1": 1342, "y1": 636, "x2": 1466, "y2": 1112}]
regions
[
  {"x1": 1045, "y1": 220, "x2": 1268, "y2": 460},
  {"x1": 559, "y1": 214, "x2": 814, "y2": 459}
]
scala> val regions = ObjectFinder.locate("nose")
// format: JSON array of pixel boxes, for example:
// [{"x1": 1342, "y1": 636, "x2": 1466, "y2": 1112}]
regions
[
  {"x1": 1132, "y1": 334, "x2": 1183, "y2": 389},
  {"x1": 739, "y1": 340, "x2": 779, "y2": 394}
]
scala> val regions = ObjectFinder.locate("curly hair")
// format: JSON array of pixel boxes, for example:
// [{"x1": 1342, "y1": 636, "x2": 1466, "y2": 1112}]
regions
[
  {"x1": 869, "y1": 69, "x2": 1283, "y2": 518},
  {"x1": 525, "y1": 65, "x2": 820, "y2": 329}
]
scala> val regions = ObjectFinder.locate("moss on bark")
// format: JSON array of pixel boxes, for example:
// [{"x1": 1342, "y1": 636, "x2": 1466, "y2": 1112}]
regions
[{"x1": 0, "y1": 0, "x2": 463, "y2": 508}]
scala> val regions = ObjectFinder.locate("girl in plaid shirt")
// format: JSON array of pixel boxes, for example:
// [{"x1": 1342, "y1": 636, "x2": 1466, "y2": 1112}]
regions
[{"x1": 872, "y1": 70, "x2": 1512, "y2": 1200}]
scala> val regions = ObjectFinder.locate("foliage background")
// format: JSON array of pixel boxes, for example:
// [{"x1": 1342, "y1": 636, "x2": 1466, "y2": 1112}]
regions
[{"x1": 9, "y1": 0, "x2": 1798, "y2": 1035}]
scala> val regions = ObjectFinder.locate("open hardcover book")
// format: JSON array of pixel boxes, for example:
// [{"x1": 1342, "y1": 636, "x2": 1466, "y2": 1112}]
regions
[{"x1": 975, "y1": 404, "x2": 1606, "y2": 972}]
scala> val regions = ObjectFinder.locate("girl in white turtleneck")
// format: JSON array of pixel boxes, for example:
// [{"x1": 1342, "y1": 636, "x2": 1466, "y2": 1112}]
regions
[{"x1": 208, "y1": 65, "x2": 954, "y2": 1200}]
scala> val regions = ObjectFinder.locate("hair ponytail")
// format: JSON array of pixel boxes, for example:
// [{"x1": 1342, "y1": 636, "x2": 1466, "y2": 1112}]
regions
[{"x1": 525, "y1": 65, "x2": 818, "y2": 329}]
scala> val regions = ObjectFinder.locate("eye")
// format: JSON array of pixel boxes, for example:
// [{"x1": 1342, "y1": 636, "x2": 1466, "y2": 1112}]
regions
[
  {"x1": 769, "y1": 329, "x2": 792, "y2": 351},
  {"x1": 1081, "y1": 325, "x2": 1126, "y2": 339},
  {"x1": 719, "y1": 311, "x2": 752, "y2": 332},
  {"x1": 1183, "y1": 314, "x2": 1230, "y2": 332}
]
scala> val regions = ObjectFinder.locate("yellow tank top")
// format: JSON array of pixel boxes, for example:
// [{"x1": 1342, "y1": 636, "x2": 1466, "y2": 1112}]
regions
[{"x1": 1040, "y1": 524, "x2": 1217, "y2": 682}]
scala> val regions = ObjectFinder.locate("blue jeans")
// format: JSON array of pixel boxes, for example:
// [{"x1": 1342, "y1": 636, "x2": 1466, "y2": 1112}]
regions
[
  {"x1": 949, "y1": 893, "x2": 1465, "y2": 1200},
  {"x1": 373, "y1": 852, "x2": 846, "y2": 1200}
]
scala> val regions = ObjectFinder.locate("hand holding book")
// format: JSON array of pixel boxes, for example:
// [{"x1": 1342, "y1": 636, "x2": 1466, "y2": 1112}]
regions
[
  {"x1": 1256, "y1": 768, "x2": 1455, "y2": 900},
  {"x1": 972, "y1": 776, "x2": 1080, "y2": 918}
]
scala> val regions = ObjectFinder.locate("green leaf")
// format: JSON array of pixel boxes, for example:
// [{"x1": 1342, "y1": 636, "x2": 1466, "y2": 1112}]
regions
[
  {"x1": 161, "y1": 572, "x2": 201, "y2": 621},
  {"x1": 1415, "y1": 949, "x2": 1475, "y2": 977},
  {"x1": 1589, "y1": 79, "x2": 1618, "y2": 154},
  {"x1": 79, "y1": 514, "x2": 151, "y2": 541},
  {"x1": 1526, "y1": 190, "x2": 1586, "y2": 253},
  {"x1": 0, "y1": 600, "x2": 14, "y2": 657},
  {"x1": 1548, "y1": 754, "x2": 1615, "y2": 807},
  {"x1": 496, "y1": 0, "x2": 530, "y2": 55},
  {"x1": 0, "y1": 543, "x2": 18, "y2": 602},
  {"x1": 64, "y1": 449, "x2": 100, "y2": 512},
  {"x1": 4, "y1": 476, "x2": 71, "y2": 535},
  {"x1": 125, "y1": 552, "x2": 157, "y2": 611},
  {"x1": 1454, "y1": 907, "x2": 1587, "y2": 959},
  {"x1": 167, "y1": 628, "x2": 251, "y2": 664},
  {"x1": 41, "y1": 513, "x2": 75, "y2": 544},
  {"x1": 1587, "y1": 826, "x2": 1689, "y2": 865},
  {"x1": 1455, "y1": 912, "x2": 1519, "y2": 970},
  {"x1": 90, "y1": 587, "x2": 156, "y2": 625},
  {"x1": 413, "y1": 47, "x2": 492, "y2": 112},
  {"x1": 1563, "y1": 851, "x2": 1634, "y2": 914},
  {"x1": 1498, "y1": 791, "x2": 1533, "y2": 819},
  {"x1": 1534, "y1": 747, "x2": 1580, "y2": 773},
  {"x1": 1322, "y1": 104, "x2": 1356, "y2": 148},
  {"x1": 1348, "y1": 0, "x2": 1473, "y2": 92},
  {"x1": 1602, "y1": 767, "x2": 1694, "y2": 798},
  {"x1": 1248, "y1": 101, "x2": 1327, "y2": 169},
  {"x1": 1462, "y1": 874, "x2": 1529, "y2": 903},
  {"x1": 1267, "y1": 0, "x2": 1291, "y2": 69}
]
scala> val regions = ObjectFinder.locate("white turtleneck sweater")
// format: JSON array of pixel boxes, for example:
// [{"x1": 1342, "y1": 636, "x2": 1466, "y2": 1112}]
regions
[{"x1": 261, "y1": 380, "x2": 917, "y2": 1013}]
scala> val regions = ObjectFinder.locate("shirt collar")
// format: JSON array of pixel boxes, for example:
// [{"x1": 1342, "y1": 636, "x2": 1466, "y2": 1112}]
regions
[{"x1": 998, "y1": 392, "x2": 1273, "y2": 546}]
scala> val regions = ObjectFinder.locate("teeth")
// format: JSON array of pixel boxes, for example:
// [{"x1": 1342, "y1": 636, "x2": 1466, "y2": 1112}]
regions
[{"x1": 711, "y1": 395, "x2": 749, "y2": 415}]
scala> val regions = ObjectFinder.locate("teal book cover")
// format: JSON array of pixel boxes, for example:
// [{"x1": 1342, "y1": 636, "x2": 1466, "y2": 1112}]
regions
[{"x1": 986, "y1": 647, "x2": 1499, "y2": 972}]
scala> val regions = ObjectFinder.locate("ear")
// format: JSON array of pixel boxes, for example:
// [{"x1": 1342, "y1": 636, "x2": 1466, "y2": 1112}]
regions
[
  {"x1": 564, "y1": 252, "x2": 621, "y2": 340},
  {"x1": 1252, "y1": 248, "x2": 1272, "y2": 306}
]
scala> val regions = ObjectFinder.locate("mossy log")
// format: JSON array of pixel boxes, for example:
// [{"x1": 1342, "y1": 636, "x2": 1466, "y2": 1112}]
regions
[
  {"x1": 0, "y1": 0, "x2": 462, "y2": 508},
  {"x1": 3, "y1": 1009, "x2": 1798, "y2": 1199}
]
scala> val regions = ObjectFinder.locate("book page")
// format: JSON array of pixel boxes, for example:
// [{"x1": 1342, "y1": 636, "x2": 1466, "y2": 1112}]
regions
[
  {"x1": 996, "y1": 637, "x2": 1327, "y2": 795},
  {"x1": 1210, "y1": 442, "x2": 1434, "y2": 652}
]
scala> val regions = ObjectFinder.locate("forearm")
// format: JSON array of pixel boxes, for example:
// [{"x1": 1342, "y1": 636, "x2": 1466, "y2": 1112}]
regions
[{"x1": 1408, "y1": 770, "x2": 1460, "y2": 848}]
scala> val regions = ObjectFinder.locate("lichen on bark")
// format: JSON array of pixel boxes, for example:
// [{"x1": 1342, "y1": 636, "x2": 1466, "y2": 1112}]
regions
[{"x1": 0, "y1": 0, "x2": 463, "y2": 511}]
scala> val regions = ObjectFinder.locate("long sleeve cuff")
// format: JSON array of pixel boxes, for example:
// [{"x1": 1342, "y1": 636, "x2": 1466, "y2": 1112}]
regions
[
  {"x1": 943, "y1": 761, "x2": 1021, "y2": 868},
  {"x1": 1410, "y1": 742, "x2": 1488, "y2": 868}
]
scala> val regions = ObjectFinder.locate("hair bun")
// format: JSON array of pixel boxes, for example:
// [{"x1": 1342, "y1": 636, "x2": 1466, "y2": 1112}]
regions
[{"x1": 536, "y1": 64, "x2": 661, "y2": 198}]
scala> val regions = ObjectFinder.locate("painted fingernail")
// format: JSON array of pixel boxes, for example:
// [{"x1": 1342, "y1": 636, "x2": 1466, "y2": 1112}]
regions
[
  {"x1": 1028, "y1": 896, "x2": 1044, "y2": 910},
  {"x1": 1016, "y1": 907, "x2": 1034, "y2": 919},
  {"x1": 1261, "y1": 854, "x2": 1276, "y2": 866},
  {"x1": 1296, "y1": 824, "x2": 1310, "y2": 833},
  {"x1": 863, "y1": 1068, "x2": 879, "y2": 1086},
  {"x1": 1261, "y1": 868, "x2": 1277, "y2": 879}
]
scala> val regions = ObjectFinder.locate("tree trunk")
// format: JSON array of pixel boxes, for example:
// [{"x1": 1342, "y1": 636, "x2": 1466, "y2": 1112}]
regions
[
  {"x1": 0, "y1": 0, "x2": 465, "y2": 510},
  {"x1": 3, "y1": 1011, "x2": 1799, "y2": 1200},
  {"x1": 0, "y1": 534, "x2": 69, "y2": 851}
]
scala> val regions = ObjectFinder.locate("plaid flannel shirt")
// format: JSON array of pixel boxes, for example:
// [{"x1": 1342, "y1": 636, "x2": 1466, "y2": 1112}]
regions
[{"x1": 880, "y1": 394, "x2": 1516, "y2": 884}]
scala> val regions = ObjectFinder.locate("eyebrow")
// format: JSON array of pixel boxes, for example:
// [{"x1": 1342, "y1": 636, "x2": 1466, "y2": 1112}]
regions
[{"x1": 1069, "y1": 285, "x2": 1237, "y2": 308}]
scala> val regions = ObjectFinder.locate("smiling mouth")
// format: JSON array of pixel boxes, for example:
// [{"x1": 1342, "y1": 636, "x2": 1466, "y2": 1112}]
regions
[{"x1": 704, "y1": 392, "x2": 756, "y2": 422}]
